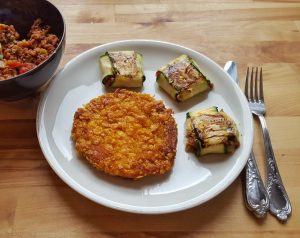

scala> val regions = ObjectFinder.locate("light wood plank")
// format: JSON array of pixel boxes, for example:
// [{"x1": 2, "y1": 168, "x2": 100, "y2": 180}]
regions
[{"x1": 64, "y1": 21, "x2": 300, "y2": 45}]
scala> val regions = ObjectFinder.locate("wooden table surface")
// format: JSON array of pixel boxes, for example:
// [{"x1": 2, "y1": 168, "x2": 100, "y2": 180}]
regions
[{"x1": 1, "y1": 0, "x2": 300, "y2": 237}]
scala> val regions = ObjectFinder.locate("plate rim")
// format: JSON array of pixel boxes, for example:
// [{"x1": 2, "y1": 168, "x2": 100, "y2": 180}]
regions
[{"x1": 36, "y1": 39, "x2": 253, "y2": 214}]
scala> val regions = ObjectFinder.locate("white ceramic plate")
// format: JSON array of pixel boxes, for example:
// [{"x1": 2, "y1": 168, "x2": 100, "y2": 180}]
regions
[{"x1": 37, "y1": 40, "x2": 253, "y2": 214}]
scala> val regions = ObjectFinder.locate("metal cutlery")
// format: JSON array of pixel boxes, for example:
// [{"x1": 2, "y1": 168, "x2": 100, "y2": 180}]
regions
[
  {"x1": 224, "y1": 61, "x2": 269, "y2": 218},
  {"x1": 245, "y1": 67, "x2": 292, "y2": 221},
  {"x1": 244, "y1": 67, "x2": 292, "y2": 221}
]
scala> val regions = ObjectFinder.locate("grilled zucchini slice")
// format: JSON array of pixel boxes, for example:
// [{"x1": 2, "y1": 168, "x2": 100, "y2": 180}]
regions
[
  {"x1": 186, "y1": 106, "x2": 239, "y2": 157},
  {"x1": 99, "y1": 51, "x2": 145, "y2": 87},
  {"x1": 156, "y1": 54, "x2": 212, "y2": 101}
]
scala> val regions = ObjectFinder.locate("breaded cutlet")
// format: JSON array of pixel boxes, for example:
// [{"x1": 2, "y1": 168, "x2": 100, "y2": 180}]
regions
[{"x1": 72, "y1": 89, "x2": 178, "y2": 179}]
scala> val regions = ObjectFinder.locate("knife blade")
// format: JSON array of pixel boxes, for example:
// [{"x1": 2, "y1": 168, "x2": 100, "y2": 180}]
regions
[{"x1": 224, "y1": 61, "x2": 239, "y2": 84}]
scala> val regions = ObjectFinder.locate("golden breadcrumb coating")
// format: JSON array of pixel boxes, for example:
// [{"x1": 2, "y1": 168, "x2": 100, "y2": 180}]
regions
[{"x1": 72, "y1": 89, "x2": 178, "y2": 179}]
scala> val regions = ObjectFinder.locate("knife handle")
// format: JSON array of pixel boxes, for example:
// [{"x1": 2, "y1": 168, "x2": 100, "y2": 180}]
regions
[{"x1": 244, "y1": 151, "x2": 270, "y2": 218}]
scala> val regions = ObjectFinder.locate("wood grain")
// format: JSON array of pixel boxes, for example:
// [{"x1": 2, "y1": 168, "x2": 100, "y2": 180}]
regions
[{"x1": 1, "y1": 0, "x2": 300, "y2": 237}]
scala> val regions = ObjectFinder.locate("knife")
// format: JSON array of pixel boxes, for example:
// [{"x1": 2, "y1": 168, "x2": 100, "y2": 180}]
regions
[
  {"x1": 224, "y1": 61, "x2": 270, "y2": 218},
  {"x1": 224, "y1": 61, "x2": 238, "y2": 84}
]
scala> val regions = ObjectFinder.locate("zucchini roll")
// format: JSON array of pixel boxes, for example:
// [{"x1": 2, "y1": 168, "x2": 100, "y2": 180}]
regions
[
  {"x1": 99, "y1": 51, "x2": 145, "y2": 87},
  {"x1": 185, "y1": 106, "x2": 239, "y2": 157},
  {"x1": 156, "y1": 54, "x2": 212, "y2": 101}
]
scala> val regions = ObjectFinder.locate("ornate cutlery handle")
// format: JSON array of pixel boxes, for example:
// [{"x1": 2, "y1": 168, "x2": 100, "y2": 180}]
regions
[
  {"x1": 244, "y1": 151, "x2": 269, "y2": 218},
  {"x1": 258, "y1": 115, "x2": 292, "y2": 221}
]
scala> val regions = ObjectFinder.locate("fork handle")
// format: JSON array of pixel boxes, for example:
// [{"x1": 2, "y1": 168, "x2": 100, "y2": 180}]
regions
[
  {"x1": 257, "y1": 114, "x2": 292, "y2": 221},
  {"x1": 244, "y1": 151, "x2": 269, "y2": 218}
]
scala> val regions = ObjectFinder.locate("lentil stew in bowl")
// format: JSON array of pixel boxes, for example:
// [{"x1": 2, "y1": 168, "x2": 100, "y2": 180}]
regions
[
  {"x1": 0, "y1": 0, "x2": 65, "y2": 100},
  {"x1": 0, "y1": 19, "x2": 59, "y2": 80}
]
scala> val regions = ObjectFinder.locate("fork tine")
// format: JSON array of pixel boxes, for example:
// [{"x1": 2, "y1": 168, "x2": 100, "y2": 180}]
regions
[
  {"x1": 254, "y1": 67, "x2": 258, "y2": 101},
  {"x1": 245, "y1": 67, "x2": 249, "y2": 99},
  {"x1": 250, "y1": 67, "x2": 254, "y2": 100},
  {"x1": 259, "y1": 68, "x2": 264, "y2": 102}
]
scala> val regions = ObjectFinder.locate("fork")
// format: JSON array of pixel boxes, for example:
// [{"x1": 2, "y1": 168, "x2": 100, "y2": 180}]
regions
[{"x1": 245, "y1": 67, "x2": 292, "y2": 221}]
